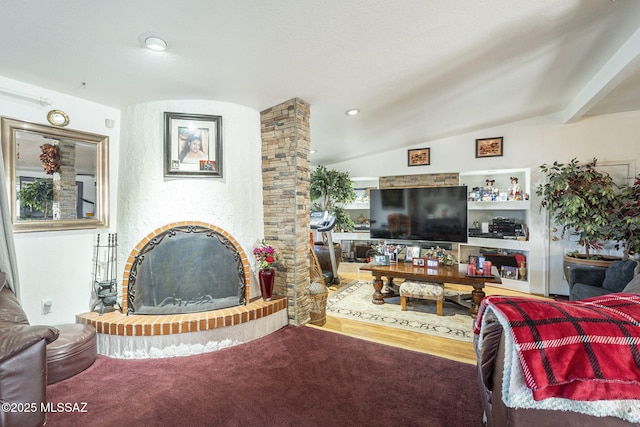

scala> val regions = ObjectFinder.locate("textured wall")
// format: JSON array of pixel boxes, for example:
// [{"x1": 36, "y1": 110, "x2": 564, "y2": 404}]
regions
[
  {"x1": 379, "y1": 173, "x2": 459, "y2": 189},
  {"x1": 118, "y1": 100, "x2": 265, "y2": 300}
]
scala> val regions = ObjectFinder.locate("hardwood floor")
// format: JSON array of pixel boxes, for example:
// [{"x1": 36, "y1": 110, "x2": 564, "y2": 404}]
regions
[{"x1": 309, "y1": 262, "x2": 549, "y2": 365}]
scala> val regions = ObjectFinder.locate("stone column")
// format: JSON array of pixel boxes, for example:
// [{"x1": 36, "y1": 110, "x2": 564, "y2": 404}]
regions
[
  {"x1": 51, "y1": 141, "x2": 78, "y2": 220},
  {"x1": 260, "y1": 98, "x2": 311, "y2": 325}
]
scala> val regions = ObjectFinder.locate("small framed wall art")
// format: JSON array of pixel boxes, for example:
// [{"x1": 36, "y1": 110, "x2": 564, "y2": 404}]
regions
[
  {"x1": 475, "y1": 137, "x2": 503, "y2": 158},
  {"x1": 408, "y1": 147, "x2": 430, "y2": 166},
  {"x1": 164, "y1": 112, "x2": 223, "y2": 178}
]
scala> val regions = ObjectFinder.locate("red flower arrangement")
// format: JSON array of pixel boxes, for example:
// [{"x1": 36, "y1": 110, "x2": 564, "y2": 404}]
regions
[
  {"x1": 40, "y1": 143, "x2": 60, "y2": 174},
  {"x1": 253, "y1": 240, "x2": 280, "y2": 270}
]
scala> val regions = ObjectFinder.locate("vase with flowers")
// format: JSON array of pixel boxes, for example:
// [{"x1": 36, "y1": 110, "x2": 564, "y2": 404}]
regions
[
  {"x1": 422, "y1": 246, "x2": 458, "y2": 266},
  {"x1": 253, "y1": 240, "x2": 281, "y2": 301}
]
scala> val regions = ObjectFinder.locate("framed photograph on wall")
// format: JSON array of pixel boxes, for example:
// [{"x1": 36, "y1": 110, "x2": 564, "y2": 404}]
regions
[
  {"x1": 475, "y1": 137, "x2": 503, "y2": 158},
  {"x1": 407, "y1": 147, "x2": 430, "y2": 166},
  {"x1": 164, "y1": 112, "x2": 223, "y2": 178}
]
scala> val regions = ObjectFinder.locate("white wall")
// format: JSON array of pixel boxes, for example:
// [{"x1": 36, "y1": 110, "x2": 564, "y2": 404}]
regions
[
  {"x1": 1, "y1": 78, "x2": 266, "y2": 324},
  {"x1": 117, "y1": 100, "x2": 265, "y2": 305},
  {"x1": 328, "y1": 111, "x2": 640, "y2": 295},
  {"x1": 0, "y1": 76, "x2": 121, "y2": 324}
]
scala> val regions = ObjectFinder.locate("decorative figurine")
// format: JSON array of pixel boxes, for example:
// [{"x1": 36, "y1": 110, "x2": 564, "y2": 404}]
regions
[{"x1": 508, "y1": 176, "x2": 521, "y2": 200}]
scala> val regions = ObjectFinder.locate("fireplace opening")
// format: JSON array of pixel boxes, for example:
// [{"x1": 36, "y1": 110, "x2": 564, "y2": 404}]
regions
[{"x1": 126, "y1": 224, "x2": 247, "y2": 315}]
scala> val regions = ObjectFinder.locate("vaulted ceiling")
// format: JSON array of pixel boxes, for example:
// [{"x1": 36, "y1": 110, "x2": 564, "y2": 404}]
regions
[{"x1": 1, "y1": 0, "x2": 639, "y2": 165}]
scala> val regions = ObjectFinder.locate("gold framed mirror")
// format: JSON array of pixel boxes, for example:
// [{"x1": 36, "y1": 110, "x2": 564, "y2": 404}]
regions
[{"x1": 1, "y1": 117, "x2": 109, "y2": 232}]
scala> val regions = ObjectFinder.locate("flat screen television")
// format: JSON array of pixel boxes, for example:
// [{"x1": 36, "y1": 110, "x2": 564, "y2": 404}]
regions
[{"x1": 369, "y1": 186, "x2": 468, "y2": 243}]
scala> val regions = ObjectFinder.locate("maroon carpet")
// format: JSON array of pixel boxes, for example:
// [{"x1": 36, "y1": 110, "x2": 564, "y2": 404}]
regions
[{"x1": 46, "y1": 326, "x2": 483, "y2": 426}]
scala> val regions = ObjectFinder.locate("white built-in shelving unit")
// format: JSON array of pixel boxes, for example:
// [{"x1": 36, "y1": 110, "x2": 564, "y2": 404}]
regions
[{"x1": 459, "y1": 168, "x2": 535, "y2": 293}]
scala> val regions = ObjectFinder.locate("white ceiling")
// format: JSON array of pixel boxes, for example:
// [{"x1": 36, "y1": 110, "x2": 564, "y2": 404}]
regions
[{"x1": 1, "y1": 0, "x2": 639, "y2": 166}]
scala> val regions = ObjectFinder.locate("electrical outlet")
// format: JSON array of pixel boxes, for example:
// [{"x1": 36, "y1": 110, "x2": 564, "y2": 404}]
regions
[{"x1": 41, "y1": 299, "x2": 53, "y2": 315}]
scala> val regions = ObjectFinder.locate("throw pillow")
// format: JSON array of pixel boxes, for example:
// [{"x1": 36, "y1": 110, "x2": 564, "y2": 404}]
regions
[
  {"x1": 622, "y1": 274, "x2": 640, "y2": 294},
  {"x1": 602, "y1": 260, "x2": 638, "y2": 292}
]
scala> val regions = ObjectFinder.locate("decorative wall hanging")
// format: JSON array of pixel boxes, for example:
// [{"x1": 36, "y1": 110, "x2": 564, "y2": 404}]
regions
[
  {"x1": 475, "y1": 137, "x2": 503, "y2": 158},
  {"x1": 164, "y1": 112, "x2": 223, "y2": 178},
  {"x1": 407, "y1": 147, "x2": 430, "y2": 166},
  {"x1": 39, "y1": 143, "x2": 60, "y2": 174}
]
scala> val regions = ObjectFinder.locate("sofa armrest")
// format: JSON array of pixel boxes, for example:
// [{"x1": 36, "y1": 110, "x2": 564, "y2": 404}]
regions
[
  {"x1": 475, "y1": 310, "x2": 503, "y2": 391},
  {"x1": 568, "y1": 267, "x2": 607, "y2": 290},
  {"x1": 0, "y1": 338, "x2": 48, "y2": 427},
  {"x1": 0, "y1": 324, "x2": 59, "y2": 363}
]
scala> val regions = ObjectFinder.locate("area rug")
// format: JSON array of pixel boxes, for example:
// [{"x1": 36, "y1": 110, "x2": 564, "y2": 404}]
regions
[{"x1": 327, "y1": 280, "x2": 474, "y2": 342}]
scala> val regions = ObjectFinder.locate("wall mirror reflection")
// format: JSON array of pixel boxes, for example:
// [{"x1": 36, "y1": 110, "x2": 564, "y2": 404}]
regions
[{"x1": 1, "y1": 117, "x2": 109, "y2": 232}]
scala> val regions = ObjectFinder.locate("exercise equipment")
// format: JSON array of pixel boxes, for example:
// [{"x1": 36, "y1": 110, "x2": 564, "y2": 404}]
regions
[{"x1": 310, "y1": 211, "x2": 339, "y2": 285}]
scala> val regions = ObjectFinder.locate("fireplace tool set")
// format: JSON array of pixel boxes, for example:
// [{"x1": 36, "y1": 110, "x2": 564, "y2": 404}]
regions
[{"x1": 91, "y1": 233, "x2": 121, "y2": 315}]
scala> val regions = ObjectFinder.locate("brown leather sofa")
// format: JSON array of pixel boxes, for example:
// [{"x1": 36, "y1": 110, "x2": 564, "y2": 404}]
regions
[
  {"x1": 1, "y1": 272, "x2": 98, "y2": 427},
  {"x1": 475, "y1": 310, "x2": 637, "y2": 427},
  {"x1": 0, "y1": 284, "x2": 59, "y2": 427}
]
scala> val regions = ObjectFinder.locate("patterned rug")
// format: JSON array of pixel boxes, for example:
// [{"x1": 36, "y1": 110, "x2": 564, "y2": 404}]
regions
[{"x1": 326, "y1": 280, "x2": 474, "y2": 342}]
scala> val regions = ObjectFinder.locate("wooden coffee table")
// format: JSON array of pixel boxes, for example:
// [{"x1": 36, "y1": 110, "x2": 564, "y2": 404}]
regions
[{"x1": 360, "y1": 262, "x2": 501, "y2": 315}]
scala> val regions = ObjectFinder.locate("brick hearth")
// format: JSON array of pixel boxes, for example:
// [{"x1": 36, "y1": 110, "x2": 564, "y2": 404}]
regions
[{"x1": 76, "y1": 297, "x2": 286, "y2": 336}]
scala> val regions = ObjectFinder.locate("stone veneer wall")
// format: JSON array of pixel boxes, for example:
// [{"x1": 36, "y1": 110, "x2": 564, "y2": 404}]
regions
[
  {"x1": 379, "y1": 172, "x2": 459, "y2": 189},
  {"x1": 54, "y1": 140, "x2": 78, "y2": 219},
  {"x1": 260, "y1": 98, "x2": 311, "y2": 326}
]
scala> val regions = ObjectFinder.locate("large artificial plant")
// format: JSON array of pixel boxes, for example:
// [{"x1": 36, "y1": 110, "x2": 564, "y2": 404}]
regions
[
  {"x1": 605, "y1": 174, "x2": 640, "y2": 260},
  {"x1": 536, "y1": 158, "x2": 618, "y2": 259},
  {"x1": 310, "y1": 165, "x2": 356, "y2": 234},
  {"x1": 17, "y1": 178, "x2": 54, "y2": 219}
]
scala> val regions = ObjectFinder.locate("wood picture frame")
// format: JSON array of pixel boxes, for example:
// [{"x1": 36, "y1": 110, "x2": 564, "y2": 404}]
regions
[
  {"x1": 426, "y1": 258, "x2": 439, "y2": 268},
  {"x1": 475, "y1": 137, "x2": 503, "y2": 158},
  {"x1": 412, "y1": 257, "x2": 426, "y2": 267},
  {"x1": 407, "y1": 147, "x2": 430, "y2": 166},
  {"x1": 164, "y1": 112, "x2": 223, "y2": 178}
]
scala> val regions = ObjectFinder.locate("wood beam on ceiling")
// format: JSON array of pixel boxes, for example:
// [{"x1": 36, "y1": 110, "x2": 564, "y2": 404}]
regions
[{"x1": 558, "y1": 25, "x2": 640, "y2": 124}]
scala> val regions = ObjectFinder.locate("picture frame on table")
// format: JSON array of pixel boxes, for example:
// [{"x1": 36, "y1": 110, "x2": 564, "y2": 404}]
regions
[
  {"x1": 405, "y1": 246, "x2": 421, "y2": 262},
  {"x1": 426, "y1": 258, "x2": 439, "y2": 268},
  {"x1": 407, "y1": 147, "x2": 430, "y2": 166},
  {"x1": 412, "y1": 258, "x2": 426, "y2": 267},
  {"x1": 164, "y1": 112, "x2": 223, "y2": 178},
  {"x1": 475, "y1": 137, "x2": 503, "y2": 158}
]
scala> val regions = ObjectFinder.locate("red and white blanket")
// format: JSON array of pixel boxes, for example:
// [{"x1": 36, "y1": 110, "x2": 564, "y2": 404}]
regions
[{"x1": 474, "y1": 293, "x2": 640, "y2": 401}]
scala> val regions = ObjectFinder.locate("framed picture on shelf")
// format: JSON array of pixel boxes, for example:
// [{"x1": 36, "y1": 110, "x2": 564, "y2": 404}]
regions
[
  {"x1": 501, "y1": 266, "x2": 519, "y2": 280},
  {"x1": 407, "y1": 147, "x2": 430, "y2": 166},
  {"x1": 475, "y1": 137, "x2": 503, "y2": 158},
  {"x1": 164, "y1": 112, "x2": 223, "y2": 178},
  {"x1": 412, "y1": 258, "x2": 426, "y2": 267}
]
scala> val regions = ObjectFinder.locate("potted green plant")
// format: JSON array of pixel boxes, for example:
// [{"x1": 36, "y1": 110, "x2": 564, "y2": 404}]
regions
[
  {"x1": 17, "y1": 178, "x2": 54, "y2": 219},
  {"x1": 310, "y1": 165, "x2": 356, "y2": 273},
  {"x1": 536, "y1": 158, "x2": 620, "y2": 279},
  {"x1": 605, "y1": 175, "x2": 640, "y2": 261}
]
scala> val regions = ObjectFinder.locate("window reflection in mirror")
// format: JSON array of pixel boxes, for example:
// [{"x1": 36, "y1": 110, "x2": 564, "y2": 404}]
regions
[{"x1": 1, "y1": 117, "x2": 109, "y2": 232}]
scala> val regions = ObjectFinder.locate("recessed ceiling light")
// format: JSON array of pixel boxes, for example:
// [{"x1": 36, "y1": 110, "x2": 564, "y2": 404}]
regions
[
  {"x1": 145, "y1": 36, "x2": 167, "y2": 51},
  {"x1": 345, "y1": 109, "x2": 360, "y2": 116}
]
